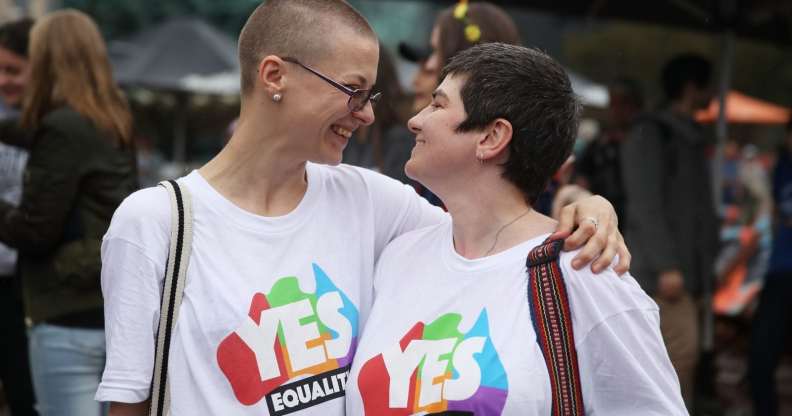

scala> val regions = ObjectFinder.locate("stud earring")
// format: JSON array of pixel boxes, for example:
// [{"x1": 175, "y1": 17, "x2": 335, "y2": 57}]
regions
[
  {"x1": 272, "y1": 93, "x2": 282, "y2": 102},
  {"x1": 477, "y1": 152, "x2": 484, "y2": 164}
]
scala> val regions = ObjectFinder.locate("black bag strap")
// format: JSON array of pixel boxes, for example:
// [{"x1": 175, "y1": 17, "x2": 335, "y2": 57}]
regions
[
  {"x1": 149, "y1": 179, "x2": 193, "y2": 416},
  {"x1": 526, "y1": 238, "x2": 585, "y2": 416}
]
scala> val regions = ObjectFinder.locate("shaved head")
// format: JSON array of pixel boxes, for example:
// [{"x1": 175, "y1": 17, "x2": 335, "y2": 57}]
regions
[{"x1": 238, "y1": 0, "x2": 377, "y2": 96}]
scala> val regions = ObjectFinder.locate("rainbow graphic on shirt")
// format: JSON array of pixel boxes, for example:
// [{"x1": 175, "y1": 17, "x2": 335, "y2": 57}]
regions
[
  {"x1": 357, "y1": 309, "x2": 508, "y2": 415},
  {"x1": 216, "y1": 263, "x2": 358, "y2": 415}
]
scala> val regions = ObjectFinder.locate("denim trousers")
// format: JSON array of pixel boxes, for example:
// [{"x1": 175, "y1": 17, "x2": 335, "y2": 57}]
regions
[{"x1": 28, "y1": 323, "x2": 108, "y2": 416}]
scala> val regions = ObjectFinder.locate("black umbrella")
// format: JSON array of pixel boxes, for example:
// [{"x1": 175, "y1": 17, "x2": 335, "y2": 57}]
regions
[
  {"x1": 110, "y1": 18, "x2": 239, "y2": 163},
  {"x1": 111, "y1": 17, "x2": 239, "y2": 92}
]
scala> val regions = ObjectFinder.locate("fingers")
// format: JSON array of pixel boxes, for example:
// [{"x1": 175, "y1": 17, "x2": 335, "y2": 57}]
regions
[
  {"x1": 558, "y1": 194, "x2": 628, "y2": 273},
  {"x1": 555, "y1": 203, "x2": 577, "y2": 237},
  {"x1": 569, "y1": 217, "x2": 608, "y2": 270},
  {"x1": 613, "y1": 233, "x2": 631, "y2": 275},
  {"x1": 547, "y1": 230, "x2": 571, "y2": 242},
  {"x1": 590, "y1": 233, "x2": 618, "y2": 273},
  {"x1": 563, "y1": 195, "x2": 614, "y2": 251},
  {"x1": 564, "y1": 217, "x2": 596, "y2": 252}
]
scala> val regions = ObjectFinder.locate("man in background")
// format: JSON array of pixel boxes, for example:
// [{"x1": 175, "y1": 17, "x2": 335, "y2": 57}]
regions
[{"x1": 621, "y1": 54, "x2": 719, "y2": 410}]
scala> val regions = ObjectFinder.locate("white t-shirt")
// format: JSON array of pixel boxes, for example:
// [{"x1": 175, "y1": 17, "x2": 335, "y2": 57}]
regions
[
  {"x1": 95, "y1": 164, "x2": 445, "y2": 415},
  {"x1": 346, "y1": 221, "x2": 687, "y2": 416}
]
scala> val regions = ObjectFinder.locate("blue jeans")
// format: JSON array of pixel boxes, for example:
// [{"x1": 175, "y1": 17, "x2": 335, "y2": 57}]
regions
[{"x1": 28, "y1": 324, "x2": 108, "y2": 416}]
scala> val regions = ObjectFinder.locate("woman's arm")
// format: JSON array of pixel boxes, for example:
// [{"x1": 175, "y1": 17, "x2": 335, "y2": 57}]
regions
[{"x1": 108, "y1": 401, "x2": 150, "y2": 416}]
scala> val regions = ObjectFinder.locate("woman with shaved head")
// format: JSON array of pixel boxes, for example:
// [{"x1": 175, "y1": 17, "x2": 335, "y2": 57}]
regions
[{"x1": 97, "y1": 1, "x2": 629, "y2": 415}]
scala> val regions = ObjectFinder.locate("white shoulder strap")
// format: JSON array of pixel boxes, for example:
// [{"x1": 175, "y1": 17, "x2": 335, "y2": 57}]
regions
[{"x1": 149, "y1": 179, "x2": 193, "y2": 416}]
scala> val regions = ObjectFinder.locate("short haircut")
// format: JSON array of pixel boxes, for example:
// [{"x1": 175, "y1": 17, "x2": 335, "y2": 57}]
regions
[
  {"x1": 441, "y1": 43, "x2": 581, "y2": 204},
  {"x1": 661, "y1": 53, "x2": 711, "y2": 101},
  {"x1": 0, "y1": 17, "x2": 34, "y2": 58},
  {"x1": 237, "y1": 0, "x2": 376, "y2": 96}
]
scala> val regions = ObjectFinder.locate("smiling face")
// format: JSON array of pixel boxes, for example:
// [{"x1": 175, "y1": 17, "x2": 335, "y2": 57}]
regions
[
  {"x1": 280, "y1": 28, "x2": 379, "y2": 165},
  {"x1": 0, "y1": 45, "x2": 29, "y2": 108},
  {"x1": 405, "y1": 74, "x2": 480, "y2": 190}
]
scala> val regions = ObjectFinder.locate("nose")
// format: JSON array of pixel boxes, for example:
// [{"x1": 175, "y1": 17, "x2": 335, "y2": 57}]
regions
[
  {"x1": 352, "y1": 100, "x2": 376, "y2": 126},
  {"x1": 407, "y1": 112, "x2": 422, "y2": 134}
]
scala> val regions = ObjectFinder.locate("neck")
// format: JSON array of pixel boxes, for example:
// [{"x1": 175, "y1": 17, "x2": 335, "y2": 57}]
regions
[
  {"x1": 199, "y1": 109, "x2": 310, "y2": 217},
  {"x1": 439, "y1": 173, "x2": 556, "y2": 259}
]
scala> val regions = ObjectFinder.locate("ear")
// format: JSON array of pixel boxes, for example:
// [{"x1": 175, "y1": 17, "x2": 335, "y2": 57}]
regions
[
  {"x1": 476, "y1": 118, "x2": 513, "y2": 162},
  {"x1": 257, "y1": 55, "x2": 288, "y2": 96}
]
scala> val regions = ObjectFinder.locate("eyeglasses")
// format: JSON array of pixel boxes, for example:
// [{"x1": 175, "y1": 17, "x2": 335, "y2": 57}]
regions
[{"x1": 281, "y1": 56, "x2": 381, "y2": 112}]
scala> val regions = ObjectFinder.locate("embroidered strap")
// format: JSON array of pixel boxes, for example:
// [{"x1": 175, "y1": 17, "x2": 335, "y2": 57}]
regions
[
  {"x1": 149, "y1": 180, "x2": 193, "y2": 416},
  {"x1": 526, "y1": 239, "x2": 584, "y2": 416}
]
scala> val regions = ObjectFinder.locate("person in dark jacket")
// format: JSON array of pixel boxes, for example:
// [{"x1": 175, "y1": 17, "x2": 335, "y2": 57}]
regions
[
  {"x1": 0, "y1": 10, "x2": 137, "y2": 416},
  {"x1": 621, "y1": 54, "x2": 720, "y2": 409},
  {"x1": 0, "y1": 17, "x2": 37, "y2": 416},
  {"x1": 749, "y1": 118, "x2": 792, "y2": 416}
]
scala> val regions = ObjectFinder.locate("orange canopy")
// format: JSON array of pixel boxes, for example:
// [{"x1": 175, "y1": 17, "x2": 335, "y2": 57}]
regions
[{"x1": 696, "y1": 91, "x2": 791, "y2": 124}]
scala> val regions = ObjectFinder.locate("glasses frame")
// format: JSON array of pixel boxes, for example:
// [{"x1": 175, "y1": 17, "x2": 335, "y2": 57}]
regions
[{"x1": 281, "y1": 56, "x2": 381, "y2": 112}]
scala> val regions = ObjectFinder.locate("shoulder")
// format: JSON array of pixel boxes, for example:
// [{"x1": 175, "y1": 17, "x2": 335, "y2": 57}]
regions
[
  {"x1": 106, "y1": 184, "x2": 170, "y2": 248},
  {"x1": 40, "y1": 107, "x2": 91, "y2": 131},
  {"x1": 379, "y1": 221, "x2": 446, "y2": 261},
  {"x1": 314, "y1": 163, "x2": 429, "y2": 212},
  {"x1": 37, "y1": 107, "x2": 109, "y2": 149},
  {"x1": 554, "y1": 249, "x2": 657, "y2": 336},
  {"x1": 317, "y1": 163, "x2": 409, "y2": 192},
  {"x1": 629, "y1": 114, "x2": 666, "y2": 137}
]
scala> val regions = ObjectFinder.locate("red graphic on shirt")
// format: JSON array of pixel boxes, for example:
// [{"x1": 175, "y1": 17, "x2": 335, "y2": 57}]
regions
[
  {"x1": 357, "y1": 323, "x2": 424, "y2": 415},
  {"x1": 216, "y1": 293, "x2": 290, "y2": 405}
]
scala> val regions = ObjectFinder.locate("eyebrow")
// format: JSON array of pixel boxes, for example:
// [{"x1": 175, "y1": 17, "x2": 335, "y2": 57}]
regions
[
  {"x1": 432, "y1": 89, "x2": 449, "y2": 101},
  {"x1": 343, "y1": 73, "x2": 370, "y2": 88}
]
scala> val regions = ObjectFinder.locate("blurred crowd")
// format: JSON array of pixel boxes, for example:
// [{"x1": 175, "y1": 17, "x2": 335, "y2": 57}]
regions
[{"x1": 0, "y1": 1, "x2": 791, "y2": 416}]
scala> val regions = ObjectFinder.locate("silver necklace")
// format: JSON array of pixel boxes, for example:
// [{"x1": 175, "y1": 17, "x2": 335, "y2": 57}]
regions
[{"x1": 484, "y1": 208, "x2": 532, "y2": 256}]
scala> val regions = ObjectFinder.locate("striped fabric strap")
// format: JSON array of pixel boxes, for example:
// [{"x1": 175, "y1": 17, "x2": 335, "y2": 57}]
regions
[
  {"x1": 149, "y1": 180, "x2": 193, "y2": 416},
  {"x1": 526, "y1": 238, "x2": 585, "y2": 416}
]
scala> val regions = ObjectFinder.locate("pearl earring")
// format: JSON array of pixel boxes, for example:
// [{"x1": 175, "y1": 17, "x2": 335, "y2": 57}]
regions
[{"x1": 272, "y1": 93, "x2": 282, "y2": 102}]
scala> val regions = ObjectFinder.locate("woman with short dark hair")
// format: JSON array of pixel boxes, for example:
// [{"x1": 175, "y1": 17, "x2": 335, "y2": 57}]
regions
[{"x1": 347, "y1": 43, "x2": 687, "y2": 415}]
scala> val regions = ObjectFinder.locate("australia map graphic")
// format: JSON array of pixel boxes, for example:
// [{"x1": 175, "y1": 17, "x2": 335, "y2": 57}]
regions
[
  {"x1": 216, "y1": 264, "x2": 358, "y2": 414},
  {"x1": 357, "y1": 309, "x2": 508, "y2": 415}
]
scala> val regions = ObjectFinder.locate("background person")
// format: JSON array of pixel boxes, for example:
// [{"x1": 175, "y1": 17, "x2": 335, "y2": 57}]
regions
[
  {"x1": 0, "y1": 17, "x2": 37, "y2": 416},
  {"x1": 0, "y1": 10, "x2": 137, "y2": 416},
  {"x1": 748, "y1": 118, "x2": 792, "y2": 416},
  {"x1": 621, "y1": 54, "x2": 719, "y2": 408}
]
